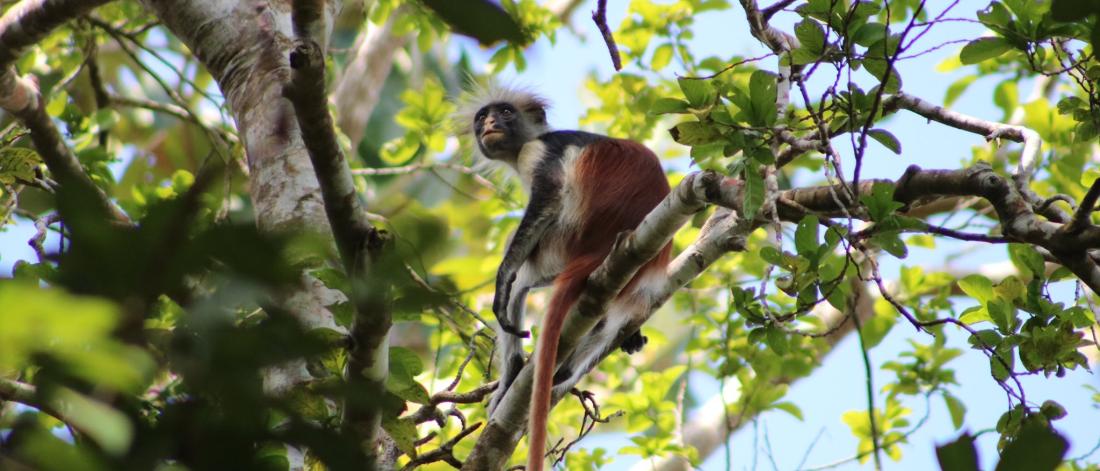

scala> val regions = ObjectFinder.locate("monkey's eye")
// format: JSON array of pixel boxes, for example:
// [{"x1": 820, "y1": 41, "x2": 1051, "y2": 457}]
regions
[
  {"x1": 500, "y1": 108, "x2": 513, "y2": 118},
  {"x1": 475, "y1": 110, "x2": 487, "y2": 122}
]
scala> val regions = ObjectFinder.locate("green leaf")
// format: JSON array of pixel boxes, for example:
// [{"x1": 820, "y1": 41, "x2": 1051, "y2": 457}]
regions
[
  {"x1": 863, "y1": 37, "x2": 903, "y2": 93},
  {"x1": 1008, "y1": 244, "x2": 1046, "y2": 279},
  {"x1": 742, "y1": 166, "x2": 764, "y2": 220},
  {"x1": 958, "y1": 275, "x2": 995, "y2": 304},
  {"x1": 852, "y1": 22, "x2": 887, "y2": 47},
  {"x1": 1040, "y1": 400, "x2": 1067, "y2": 421},
  {"x1": 766, "y1": 327, "x2": 789, "y2": 355},
  {"x1": 760, "y1": 246, "x2": 782, "y2": 265},
  {"x1": 874, "y1": 231, "x2": 908, "y2": 258},
  {"x1": 748, "y1": 70, "x2": 778, "y2": 126},
  {"x1": 944, "y1": 75, "x2": 977, "y2": 107},
  {"x1": 994, "y1": 423, "x2": 1068, "y2": 471},
  {"x1": 669, "y1": 121, "x2": 719, "y2": 145},
  {"x1": 651, "y1": 97, "x2": 691, "y2": 114},
  {"x1": 0, "y1": 147, "x2": 42, "y2": 184},
  {"x1": 859, "y1": 183, "x2": 904, "y2": 221},
  {"x1": 990, "y1": 357, "x2": 1010, "y2": 382},
  {"x1": 959, "y1": 37, "x2": 1012, "y2": 65},
  {"x1": 678, "y1": 77, "x2": 715, "y2": 108},
  {"x1": 1051, "y1": 0, "x2": 1099, "y2": 22},
  {"x1": 795, "y1": 215, "x2": 820, "y2": 255},
  {"x1": 936, "y1": 433, "x2": 980, "y2": 471},
  {"x1": 420, "y1": 0, "x2": 524, "y2": 45},
  {"x1": 773, "y1": 401, "x2": 804, "y2": 421},
  {"x1": 386, "y1": 347, "x2": 430, "y2": 404},
  {"x1": 868, "y1": 129, "x2": 902, "y2": 154},
  {"x1": 943, "y1": 393, "x2": 967, "y2": 430},
  {"x1": 978, "y1": 2, "x2": 1013, "y2": 28},
  {"x1": 795, "y1": 19, "x2": 826, "y2": 53},
  {"x1": 381, "y1": 417, "x2": 420, "y2": 456},
  {"x1": 651, "y1": 43, "x2": 674, "y2": 70}
]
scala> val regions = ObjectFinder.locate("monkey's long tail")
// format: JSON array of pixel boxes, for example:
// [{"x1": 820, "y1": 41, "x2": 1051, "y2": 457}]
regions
[{"x1": 527, "y1": 256, "x2": 598, "y2": 471}]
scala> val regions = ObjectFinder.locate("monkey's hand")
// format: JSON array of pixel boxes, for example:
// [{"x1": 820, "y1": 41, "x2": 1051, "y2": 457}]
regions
[{"x1": 493, "y1": 269, "x2": 530, "y2": 338}]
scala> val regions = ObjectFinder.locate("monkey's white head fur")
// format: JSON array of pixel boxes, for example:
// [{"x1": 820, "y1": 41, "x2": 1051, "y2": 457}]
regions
[{"x1": 454, "y1": 81, "x2": 551, "y2": 139}]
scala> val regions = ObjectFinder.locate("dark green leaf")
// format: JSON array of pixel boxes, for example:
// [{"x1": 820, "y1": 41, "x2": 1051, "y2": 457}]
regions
[
  {"x1": 421, "y1": 0, "x2": 524, "y2": 45},
  {"x1": 868, "y1": 128, "x2": 902, "y2": 154},
  {"x1": 1051, "y1": 0, "x2": 1099, "y2": 22},
  {"x1": 960, "y1": 37, "x2": 1012, "y2": 65},
  {"x1": 651, "y1": 97, "x2": 692, "y2": 114},
  {"x1": 748, "y1": 70, "x2": 778, "y2": 126},
  {"x1": 852, "y1": 22, "x2": 888, "y2": 47},
  {"x1": 766, "y1": 327, "x2": 789, "y2": 355},
  {"x1": 669, "y1": 121, "x2": 720, "y2": 146},
  {"x1": 994, "y1": 424, "x2": 1068, "y2": 471},
  {"x1": 742, "y1": 166, "x2": 764, "y2": 220},
  {"x1": 936, "y1": 433, "x2": 980, "y2": 471},
  {"x1": 678, "y1": 77, "x2": 715, "y2": 108},
  {"x1": 795, "y1": 19, "x2": 826, "y2": 53},
  {"x1": 943, "y1": 393, "x2": 967, "y2": 430},
  {"x1": 1040, "y1": 400, "x2": 1067, "y2": 420},
  {"x1": 795, "y1": 215, "x2": 820, "y2": 255}
]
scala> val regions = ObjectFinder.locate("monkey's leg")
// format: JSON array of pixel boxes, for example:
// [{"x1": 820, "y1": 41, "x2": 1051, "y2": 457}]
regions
[
  {"x1": 550, "y1": 300, "x2": 644, "y2": 398},
  {"x1": 488, "y1": 284, "x2": 531, "y2": 415}
]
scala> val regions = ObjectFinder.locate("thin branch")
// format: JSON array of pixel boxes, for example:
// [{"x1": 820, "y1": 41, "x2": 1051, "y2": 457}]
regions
[
  {"x1": 1067, "y1": 177, "x2": 1100, "y2": 234},
  {"x1": 28, "y1": 212, "x2": 60, "y2": 262},
  {"x1": 852, "y1": 307, "x2": 883, "y2": 471},
  {"x1": 761, "y1": 0, "x2": 798, "y2": 21},
  {"x1": 885, "y1": 91, "x2": 1042, "y2": 191},
  {"x1": 591, "y1": 0, "x2": 622, "y2": 71}
]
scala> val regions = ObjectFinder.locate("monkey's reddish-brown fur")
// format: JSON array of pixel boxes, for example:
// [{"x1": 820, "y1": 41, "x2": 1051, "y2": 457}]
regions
[{"x1": 527, "y1": 139, "x2": 671, "y2": 470}]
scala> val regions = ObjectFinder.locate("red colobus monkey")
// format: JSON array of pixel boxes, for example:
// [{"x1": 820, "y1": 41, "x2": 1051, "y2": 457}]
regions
[{"x1": 460, "y1": 85, "x2": 671, "y2": 471}]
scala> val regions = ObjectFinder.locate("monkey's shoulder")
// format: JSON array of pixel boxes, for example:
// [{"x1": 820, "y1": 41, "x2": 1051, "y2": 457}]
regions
[{"x1": 535, "y1": 130, "x2": 608, "y2": 158}]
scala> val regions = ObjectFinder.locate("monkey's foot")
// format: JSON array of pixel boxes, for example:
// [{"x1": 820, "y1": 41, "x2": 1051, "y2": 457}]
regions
[{"x1": 620, "y1": 331, "x2": 648, "y2": 354}]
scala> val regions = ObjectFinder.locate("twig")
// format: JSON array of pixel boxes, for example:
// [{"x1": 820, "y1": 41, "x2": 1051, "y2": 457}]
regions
[
  {"x1": 400, "y1": 421, "x2": 482, "y2": 470},
  {"x1": 28, "y1": 212, "x2": 60, "y2": 262},
  {"x1": 1066, "y1": 177, "x2": 1100, "y2": 234},
  {"x1": 761, "y1": 0, "x2": 798, "y2": 21},
  {"x1": 352, "y1": 162, "x2": 498, "y2": 194},
  {"x1": 550, "y1": 389, "x2": 624, "y2": 465},
  {"x1": 591, "y1": 0, "x2": 622, "y2": 71},
  {"x1": 851, "y1": 301, "x2": 883, "y2": 471}
]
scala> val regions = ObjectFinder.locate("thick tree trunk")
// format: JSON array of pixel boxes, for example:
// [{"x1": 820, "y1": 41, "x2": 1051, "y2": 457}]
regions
[{"x1": 141, "y1": 0, "x2": 346, "y2": 394}]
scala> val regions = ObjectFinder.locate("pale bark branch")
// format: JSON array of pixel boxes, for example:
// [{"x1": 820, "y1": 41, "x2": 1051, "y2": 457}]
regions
[
  {"x1": 333, "y1": 12, "x2": 408, "y2": 148},
  {"x1": 885, "y1": 91, "x2": 1043, "y2": 190}
]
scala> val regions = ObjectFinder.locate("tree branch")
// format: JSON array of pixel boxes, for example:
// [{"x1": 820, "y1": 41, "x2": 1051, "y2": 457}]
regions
[
  {"x1": 286, "y1": 1, "x2": 392, "y2": 462},
  {"x1": 884, "y1": 91, "x2": 1043, "y2": 191},
  {"x1": 333, "y1": 11, "x2": 409, "y2": 148},
  {"x1": 591, "y1": 0, "x2": 622, "y2": 71}
]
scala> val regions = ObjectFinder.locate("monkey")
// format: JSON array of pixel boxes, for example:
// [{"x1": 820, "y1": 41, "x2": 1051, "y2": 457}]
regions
[{"x1": 459, "y1": 84, "x2": 671, "y2": 471}]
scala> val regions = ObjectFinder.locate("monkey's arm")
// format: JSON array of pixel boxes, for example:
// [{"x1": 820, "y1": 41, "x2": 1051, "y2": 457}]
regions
[{"x1": 493, "y1": 178, "x2": 561, "y2": 337}]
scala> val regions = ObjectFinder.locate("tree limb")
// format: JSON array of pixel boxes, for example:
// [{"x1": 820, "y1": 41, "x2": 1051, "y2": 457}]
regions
[
  {"x1": 333, "y1": 11, "x2": 409, "y2": 148},
  {"x1": 286, "y1": 1, "x2": 393, "y2": 462}
]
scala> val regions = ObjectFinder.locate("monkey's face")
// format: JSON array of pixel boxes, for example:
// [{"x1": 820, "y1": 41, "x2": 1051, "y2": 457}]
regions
[{"x1": 474, "y1": 102, "x2": 545, "y2": 160}]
